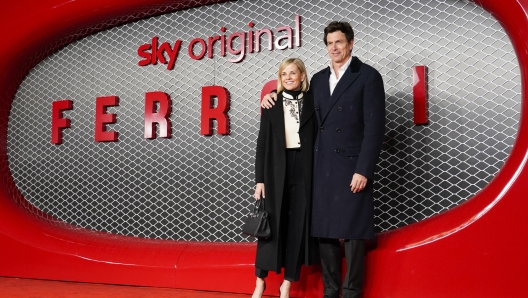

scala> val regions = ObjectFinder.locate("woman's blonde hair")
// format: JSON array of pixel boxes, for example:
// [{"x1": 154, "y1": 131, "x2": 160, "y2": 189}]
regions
[{"x1": 277, "y1": 58, "x2": 309, "y2": 93}]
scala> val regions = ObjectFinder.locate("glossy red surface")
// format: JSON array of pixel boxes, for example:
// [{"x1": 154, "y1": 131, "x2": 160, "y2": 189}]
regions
[
  {"x1": 412, "y1": 66, "x2": 428, "y2": 125},
  {"x1": 0, "y1": 0, "x2": 527, "y2": 297}
]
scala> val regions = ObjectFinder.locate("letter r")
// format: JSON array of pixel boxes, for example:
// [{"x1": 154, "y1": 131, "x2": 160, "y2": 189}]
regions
[
  {"x1": 201, "y1": 86, "x2": 230, "y2": 135},
  {"x1": 145, "y1": 91, "x2": 172, "y2": 139}
]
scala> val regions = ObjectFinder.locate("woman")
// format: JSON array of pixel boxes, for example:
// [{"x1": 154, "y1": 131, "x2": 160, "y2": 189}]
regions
[{"x1": 252, "y1": 58, "x2": 319, "y2": 298}]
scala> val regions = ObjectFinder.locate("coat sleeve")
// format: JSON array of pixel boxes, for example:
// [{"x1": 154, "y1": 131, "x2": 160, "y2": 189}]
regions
[
  {"x1": 255, "y1": 111, "x2": 269, "y2": 183},
  {"x1": 355, "y1": 69, "x2": 385, "y2": 179}
]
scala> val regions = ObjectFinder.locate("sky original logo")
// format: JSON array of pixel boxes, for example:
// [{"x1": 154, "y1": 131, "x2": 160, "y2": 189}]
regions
[{"x1": 137, "y1": 15, "x2": 302, "y2": 69}]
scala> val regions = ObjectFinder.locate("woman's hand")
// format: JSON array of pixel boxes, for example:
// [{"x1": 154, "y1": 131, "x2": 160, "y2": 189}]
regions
[{"x1": 254, "y1": 183, "x2": 265, "y2": 200}]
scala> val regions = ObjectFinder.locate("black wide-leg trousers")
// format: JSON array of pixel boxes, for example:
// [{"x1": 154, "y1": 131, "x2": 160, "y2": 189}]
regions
[
  {"x1": 319, "y1": 238, "x2": 365, "y2": 298},
  {"x1": 255, "y1": 149, "x2": 306, "y2": 282}
]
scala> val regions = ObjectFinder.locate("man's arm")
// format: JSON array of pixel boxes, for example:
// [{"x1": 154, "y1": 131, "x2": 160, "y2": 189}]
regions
[
  {"x1": 260, "y1": 92, "x2": 277, "y2": 109},
  {"x1": 350, "y1": 69, "x2": 386, "y2": 192}
]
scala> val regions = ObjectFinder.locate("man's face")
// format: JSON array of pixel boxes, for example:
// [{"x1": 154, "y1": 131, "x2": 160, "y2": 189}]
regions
[{"x1": 326, "y1": 31, "x2": 353, "y2": 65}]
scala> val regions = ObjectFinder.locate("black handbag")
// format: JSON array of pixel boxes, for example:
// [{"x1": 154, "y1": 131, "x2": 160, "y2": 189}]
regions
[{"x1": 241, "y1": 198, "x2": 271, "y2": 239}]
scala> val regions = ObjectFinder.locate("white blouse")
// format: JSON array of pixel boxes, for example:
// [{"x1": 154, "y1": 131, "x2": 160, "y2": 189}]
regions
[{"x1": 283, "y1": 92, "x2": 303, "y2": 148}]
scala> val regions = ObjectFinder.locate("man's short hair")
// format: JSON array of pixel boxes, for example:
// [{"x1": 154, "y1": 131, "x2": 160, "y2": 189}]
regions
[{"x1": 323, "y1": 21, "x2": 354, "y2": 45}]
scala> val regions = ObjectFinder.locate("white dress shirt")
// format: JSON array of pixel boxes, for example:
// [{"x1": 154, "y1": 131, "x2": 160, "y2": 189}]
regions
[{"x1": 329, "y1": 56, "x2": 352, "y2": 95}]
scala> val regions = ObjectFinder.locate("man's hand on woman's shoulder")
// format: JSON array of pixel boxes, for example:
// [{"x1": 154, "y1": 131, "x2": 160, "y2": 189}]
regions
[{"x1": 261, "y1": 92, "x2": 277, "y2": 109}]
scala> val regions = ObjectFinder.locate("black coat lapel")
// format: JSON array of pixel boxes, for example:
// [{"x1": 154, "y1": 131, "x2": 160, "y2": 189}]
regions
[
  {"x1": 266, "y1": 93, "x2": 286, "y2": 145},
  {"x1": 321, "y1": 57, "x2": 362, "y2": 124},
  {"x1": 320, "y1": 68, "x2": 332, "y2": 100},
  {"x1": 299, "y1": 93, "x2": 314, "y2": 128},
  {"x1": 313, "y1": 67, "x2": 331, "y2": 123},
  {"x1": 331, "y1": 57, "x2": 362, "y2": 102}
]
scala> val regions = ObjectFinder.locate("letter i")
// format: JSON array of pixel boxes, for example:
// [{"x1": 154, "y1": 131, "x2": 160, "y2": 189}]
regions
[
  {"x1": 248, "y1": 22, "x2": 255, "y2": 53},
  {"x1": 220, "y1": 27, "x2": 226, "y2": 57}
]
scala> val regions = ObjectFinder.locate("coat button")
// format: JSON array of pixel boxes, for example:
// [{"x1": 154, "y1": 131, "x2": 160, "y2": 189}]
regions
[
  {"x1": 336, "y1": 128, "x2": 341, "y2": 133},
  {"x1": 320, "y1": 126, "x2": 324, "y2": 131},
  {"x1": 335, "y1": 149, "x2": 340, "y2": 153},
  {"x1": 315, "y1": 106, "x2": 320, "y2": 110},
  {"x1": 338, "y1": 107, "x2": 343, "y2": 111},
  {"x1": 315, "y1": 147, "x2": 318, "y2": 151}
]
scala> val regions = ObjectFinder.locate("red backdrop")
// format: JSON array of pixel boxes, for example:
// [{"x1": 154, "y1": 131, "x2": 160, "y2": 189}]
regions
[{"x1": 0, "y1": 0, "x2": 527, "y2": 297}]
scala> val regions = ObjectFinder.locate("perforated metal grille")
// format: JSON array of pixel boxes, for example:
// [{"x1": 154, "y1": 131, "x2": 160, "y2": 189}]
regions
[{"x1": 7, "y1": 0, "x2": 520, "y2": 241}]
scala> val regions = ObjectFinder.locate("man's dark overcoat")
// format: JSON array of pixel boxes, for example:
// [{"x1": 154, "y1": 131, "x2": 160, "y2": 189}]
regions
[
  {"x1": 310, "y1": 57, "x2": 385, "y2": 240},
  {"x1": 254, "y1": 92, "x2": 319, "y2": 272}
]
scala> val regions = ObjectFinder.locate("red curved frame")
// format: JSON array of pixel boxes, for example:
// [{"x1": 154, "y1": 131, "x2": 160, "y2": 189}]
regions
[{"x1": 0, "y1": 0, "x2": 527, "y2": 297}]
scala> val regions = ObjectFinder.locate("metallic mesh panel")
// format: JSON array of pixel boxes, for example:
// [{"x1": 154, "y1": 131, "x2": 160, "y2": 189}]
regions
[{"x1": 8, "y1": 0, "x2": 520, "y2": 241}]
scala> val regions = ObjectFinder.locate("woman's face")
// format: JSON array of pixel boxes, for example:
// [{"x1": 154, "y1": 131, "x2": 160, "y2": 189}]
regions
[{"x1": 281, "y1": 63, "x2": 305, "y2": 91}]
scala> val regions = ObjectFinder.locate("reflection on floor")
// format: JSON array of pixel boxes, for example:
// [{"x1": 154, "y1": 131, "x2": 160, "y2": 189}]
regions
[{"x1": 0, "y1": 277, "x2": 276, "y2": 297}]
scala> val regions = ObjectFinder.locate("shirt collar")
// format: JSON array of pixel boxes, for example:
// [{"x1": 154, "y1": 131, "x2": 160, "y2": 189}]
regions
[{"x1": 329, "y1": 56, "x2": 353, "y2": 76}]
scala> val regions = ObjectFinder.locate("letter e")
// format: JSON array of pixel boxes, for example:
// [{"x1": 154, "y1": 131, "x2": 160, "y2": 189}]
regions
[{"x1": 95, "y1": 96, "x2": 119, "y2": 142}]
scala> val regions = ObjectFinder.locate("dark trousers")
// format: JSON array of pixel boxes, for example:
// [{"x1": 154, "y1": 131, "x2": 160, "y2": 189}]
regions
[
  {"x1": 319, "y1": 238, "x2": 365, "y2": 298},
  {"x1": 256, "y1": 149, "x2": 306, "y2": 282}
]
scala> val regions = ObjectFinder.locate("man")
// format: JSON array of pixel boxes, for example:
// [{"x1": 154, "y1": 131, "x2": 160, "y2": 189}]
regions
[{"x1": 261, "y1": 21, "x2": 385, "y2": 298}]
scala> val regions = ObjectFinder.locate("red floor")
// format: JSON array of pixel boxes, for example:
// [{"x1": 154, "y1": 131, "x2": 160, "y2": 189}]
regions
[{"x1": 0, "y1": 277, "x2": 275, "y2": 297}]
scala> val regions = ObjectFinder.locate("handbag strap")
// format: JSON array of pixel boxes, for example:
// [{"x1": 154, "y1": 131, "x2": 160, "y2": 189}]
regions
[
  {"x1": 254, "y1": 197, "x2": 265, "y2": 213},
  {"x1": 259, "y1": 197, "x2": 265, "y2": 211}
]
